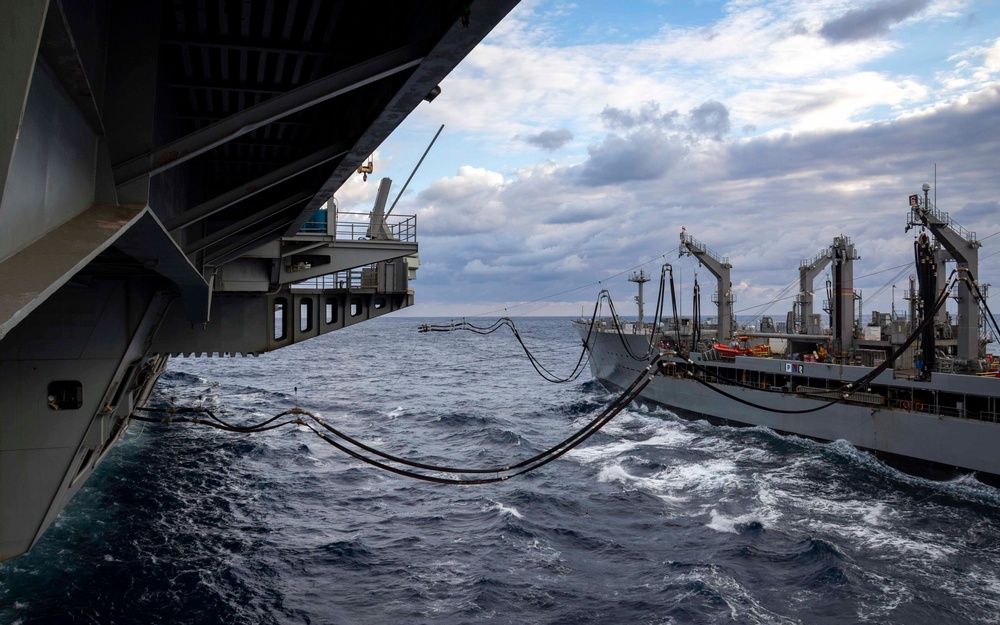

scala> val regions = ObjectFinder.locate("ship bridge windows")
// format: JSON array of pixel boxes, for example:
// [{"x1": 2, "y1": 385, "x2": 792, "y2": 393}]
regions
[{"x1": 47, "y1": 381, "x2": 83, "y2": 410}]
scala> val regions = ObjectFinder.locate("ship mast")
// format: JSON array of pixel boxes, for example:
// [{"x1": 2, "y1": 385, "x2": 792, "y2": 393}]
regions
[
  {"x1": 679, "y1": 229, "x2": 734, "y2": 341},
  {"x1": 629, "y1": 269, "x2": 652, "y2": 333}
]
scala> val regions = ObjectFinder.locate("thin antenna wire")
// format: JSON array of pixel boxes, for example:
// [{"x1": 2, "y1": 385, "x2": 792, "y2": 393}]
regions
[{"x1": 386, "y1": 124, "x2": 445, "y2": 217}]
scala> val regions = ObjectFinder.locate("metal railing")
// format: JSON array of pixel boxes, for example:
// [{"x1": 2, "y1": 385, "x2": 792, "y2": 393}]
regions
[
  {"x1": 801, "y1": 247, "x2": 830, "y2": 269},
  {"x1": 291, "y1": 264, "x2": 378, "y2": 291},
  {"x1": 800, "y1": 237, "x2": 854, "y2": 269},
  {"x1": 299, "y1": 211, "x2": 417, "y2": 242},
  {"x1": 711, "y1": 290, "x2": 737, "y2": 304},
  {"x1": 909, "y1": 198, "x2": 977, "y2": 243},
  {"x1": 680, "y1": 232, "x2": 730, "y2": 267}
]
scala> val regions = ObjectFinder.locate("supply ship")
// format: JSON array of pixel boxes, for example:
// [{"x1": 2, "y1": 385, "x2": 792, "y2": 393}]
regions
[
  {"x1": 0, "y1": 0, "x2": 519, "y2": 561},
  {"x1": 576, "y1": 186, "x2": 1000, "y2": 480}
]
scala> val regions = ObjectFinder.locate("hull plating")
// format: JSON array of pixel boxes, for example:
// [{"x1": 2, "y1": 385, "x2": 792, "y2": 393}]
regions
[{"x1": 580, "y1": 324, "x2": 1000, "y2": 479}]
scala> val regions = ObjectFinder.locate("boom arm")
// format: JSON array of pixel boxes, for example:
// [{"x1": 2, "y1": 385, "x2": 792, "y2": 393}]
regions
[
  {"x1": 797, "y1": 248, "x2": 833, "y2": 334},
  {"x1": 906, "y1": 186, "x2": 981, "y2": 360},
  {"x1": 679, "y1": 230, "x2": 734, "y2": 341}
]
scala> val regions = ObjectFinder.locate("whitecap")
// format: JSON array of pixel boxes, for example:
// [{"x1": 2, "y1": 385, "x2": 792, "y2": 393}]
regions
[
  {"x1": 566, "y1": 418, "x2": 695, "y2": 465},
  {"x1": 487, "y1": 500, "x2": 522, "y2": 519},
  {"x1": 657, "y1": 458, "x2": 743, "y2": 493},
  {"x1": 706, "y1": 509, "x2": 768, "y2": 534},
  {"x1": 597, "y1": 464, "x2": 633, "y2": 484},
  {"x1": 594, "y1": 462, "x2": 689, "y2": 505},
  {"x1": 861, "y1": 502, "x2": 885, "y2": 525}
]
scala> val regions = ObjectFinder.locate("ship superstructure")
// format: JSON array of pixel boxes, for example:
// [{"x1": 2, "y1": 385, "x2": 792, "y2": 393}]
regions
[
  {"x1": 578, "y1": 188, "x2": 1000, "y2": 479},
  {"x1": 0, "y1": 0, "x2": 519, "y2": 561}
]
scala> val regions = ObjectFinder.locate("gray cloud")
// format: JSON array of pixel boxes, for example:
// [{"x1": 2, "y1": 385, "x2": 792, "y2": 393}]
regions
[
  {"x1": 689, "y1": 100, "x2": 731, "y2": 140},
  {"x1": 519, "y1": 127, "x2": 574, "y2": 150},
  {"x1": 601, "y1": 102, "x2": 680, "y2": 130},
  {"x1": 820, "y1": 0, "x2": 929, "y2": 43},
  {"x1": 725, "y1": 87, "x2": 1000, "y2": 182},
  {"x1": 579, "y1": 129, "x2": 689, "y2": 186},
  {"x1": 602, "y1": 100, "x2": 732, "y2": 140},
  {"x1": 396, "y1": 88, "x2": 1000, "y2": 316},
  {"x1": 544, "y1": 203, "x2": 612, "y2": 225},
  {"x1": 957, "y1": 200, "x2": 1000, "y2": 223}
]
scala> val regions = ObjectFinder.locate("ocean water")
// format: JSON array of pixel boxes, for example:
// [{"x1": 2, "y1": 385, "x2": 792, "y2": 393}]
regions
[{"x1": 3, "y1": 316, "x2": 1000, "y2": 624}]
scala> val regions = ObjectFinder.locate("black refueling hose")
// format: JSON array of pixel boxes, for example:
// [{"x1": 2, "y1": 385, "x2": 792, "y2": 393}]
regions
[{"x1": 131, "y1": 354, "x2": 664, "y2": 485}]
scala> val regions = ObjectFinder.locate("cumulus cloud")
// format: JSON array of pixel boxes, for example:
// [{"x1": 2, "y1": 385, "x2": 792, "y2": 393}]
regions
[
  {"x1": 939, "y1": 38, "x2": 1000, "y2": 91},
  {"x1": 601, "y1": 100, "x2": 732, "y2": 140},
  {"x1": 397, "y1": 87, "x2": 1000, "y2": 317},
  {"x1": 574, "y1": 99, "x2": 736, "y2": 186},
  {"x1": 820, "y1": 0, "x2": 929, "y2": 43},
  {"x1": 600, "y1": 102, "x2": 680, "y2": 130},
  {"x1": 689, "y1": 101, "x2": 731, "y2": 140},
  {"x1": 382, "y1": 2, "x2": 1000, "y2": 316},
  {"x1": 416, "y1": 166, "x2": 509, "y2": 235},
  {"x1": 579, "y1": 129, "x2": 689, "y2": 186},
  {"x1": 519, "y1": 127, "x2": 574, "y2": 150}
]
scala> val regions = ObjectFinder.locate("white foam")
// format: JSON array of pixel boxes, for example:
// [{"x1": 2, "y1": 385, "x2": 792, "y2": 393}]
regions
[
  {"x1": 387, "y1": 406, "x2": 404, "y2": 418},
  {"x1": 706, "y1": 508, "x2": 774, "y2": 534},
  {"x1": 591, "y1": 455, "x2": 747, "y2": 508},
  {"x1": 675, "y1": 566, "x2": 799, "y2": 624},
  {"x1": 597, "y1": 464, "x2": 633, "y2": 484},
  {"x1": 755, "y1": 480, "x2": 960, "y2": 563},
  {"x1": 930, "y1": 566, "x2": 1000, "y2": 621},
  {"x1": 487, "y1": 500, "x2": 522, "y2": 519},
  {"x1": 659, "y1": 458, "x2": 743, "y2": 492},
  {"x1": 567, "y1": 412, "x2": 695, "y2": 465},
  {"x1": 855, "y1": 568, "x2": 913, "y2": 621},
  {"x1": 861, "y1": 502, "x2": 885, "y2": 525}
]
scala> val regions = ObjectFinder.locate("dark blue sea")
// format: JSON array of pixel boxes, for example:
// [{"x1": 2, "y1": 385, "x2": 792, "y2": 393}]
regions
[{"x1": 3, "y1": 317, "x2": 1000, "y2": 624}]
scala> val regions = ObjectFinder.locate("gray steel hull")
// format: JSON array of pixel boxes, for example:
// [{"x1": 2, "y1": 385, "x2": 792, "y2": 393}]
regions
[{"x1": 578, "y1": 322, "x2": 1000, "y2": 478}]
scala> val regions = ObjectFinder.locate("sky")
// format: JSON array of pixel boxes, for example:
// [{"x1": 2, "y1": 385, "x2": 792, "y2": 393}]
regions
[{"x1": 333, "y1": 0, "x2": 1000, "y2": 322}]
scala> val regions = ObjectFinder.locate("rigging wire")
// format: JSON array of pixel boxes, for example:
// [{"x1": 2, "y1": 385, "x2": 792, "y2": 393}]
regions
[
  {"x1": 462, "y1": 255, "x2": 669, "y2": 318},
  {"x1": 730, "y1": 262, "x2": 916, "y2": 317},
  {"x1": 742, "y1": 275, "x2": 800, "y2": 328},
  {"x1": 968, "y1": 277, "x2": 1000, "y2": 344},
  {"x1": 859, "y1": 265, "x2": 913, "y2": 320},
  {"x1": 598, "y1": 263, "x2": 678, "y2": 362}
]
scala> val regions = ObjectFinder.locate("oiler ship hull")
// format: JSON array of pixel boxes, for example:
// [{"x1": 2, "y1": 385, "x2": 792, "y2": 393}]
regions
[{"x1": 578, "y1": 325, "x2": 1000, "y2": 480}]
